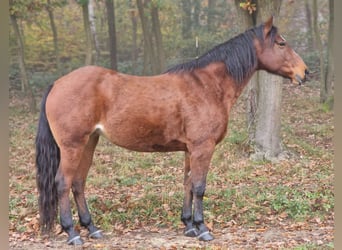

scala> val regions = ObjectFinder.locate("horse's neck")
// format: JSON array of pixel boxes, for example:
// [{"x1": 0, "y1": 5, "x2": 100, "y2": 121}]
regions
[{"x1": 197, "y1": 62, "x2": 254, "y2": 112}]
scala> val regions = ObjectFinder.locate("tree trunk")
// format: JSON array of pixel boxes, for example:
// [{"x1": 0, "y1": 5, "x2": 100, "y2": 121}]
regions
[
  {"x1": 81, "y1": 1, "x2": 93, "y2": 65},
  {"x1": 253, "y1": 0, "x2": 283, "y2": 160},
  {"x1": 46, "y1": 0, "x2": 60, "y2": 74},
  {"x1": 254, "y1": 72, "x2": 283, "y2": 158},
  {"x1": 313, "y1": 0, "x2": 326, "y2": 103},
  {"x1": 136, "y1": 0, "x2": 157, "y2": 75},
  {"x1": 89, "y1": 0, "x2": 100, "y2": 64},
  {"x1": 130, "y1": 1, "x2": 138, "y2": 74},
  {"x1": 304, "y1": 0, "x2": 314, "y2": 50},
  {"x1": 10, "y1": 13, "x2": 36, "y2": 113},
  {"x1": 181, "y1": 0, "x2": 192, "y2": 39},
  {"x1": 150, "y1": 2, "x2": 165, "y2": 73},
  {"x1": 106, "y1": 0, "x2": 117, "y2": 70},
  {"x1": 324, "y1": 0, "x2": 334, "y2": 109}
]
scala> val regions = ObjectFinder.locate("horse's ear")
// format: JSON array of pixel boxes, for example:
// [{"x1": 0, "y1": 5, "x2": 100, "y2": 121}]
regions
[{"x1": 263, "y1": 16, "x2": 274, "y2": 38}]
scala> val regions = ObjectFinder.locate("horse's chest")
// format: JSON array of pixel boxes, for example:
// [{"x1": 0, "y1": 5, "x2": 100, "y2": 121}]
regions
[{"x1": 185, "y1": 110, "x2": 228, "y2": 144}]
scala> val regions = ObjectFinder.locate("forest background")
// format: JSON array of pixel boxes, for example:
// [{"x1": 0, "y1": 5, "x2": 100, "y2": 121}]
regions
[
  {"x1": 9, "y1": 0, "x2": 333, "y2": 105},
  {"x1": 9, "y1": 0, "x2": 334, "y2": 249}
]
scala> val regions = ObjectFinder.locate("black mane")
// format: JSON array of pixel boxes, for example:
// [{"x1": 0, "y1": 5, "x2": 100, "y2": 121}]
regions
[{"x1": 166, "y1": 24, "x2": 278, "y2": 83}]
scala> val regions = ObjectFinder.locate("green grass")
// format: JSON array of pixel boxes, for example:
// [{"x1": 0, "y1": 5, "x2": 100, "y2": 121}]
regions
[{"x1": 285, "y1": 242, "x2": 334, "y2": 250}]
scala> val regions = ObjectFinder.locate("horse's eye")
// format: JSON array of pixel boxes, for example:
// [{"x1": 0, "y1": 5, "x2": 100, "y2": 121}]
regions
[{"x1": 277, "y1": 41, "x2": 286, "y2": 47}]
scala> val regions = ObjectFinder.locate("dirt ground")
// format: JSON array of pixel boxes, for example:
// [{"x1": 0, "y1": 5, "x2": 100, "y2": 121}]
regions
[{"x1": 10, "y1": 214, "x2": 334, "y2": 249}]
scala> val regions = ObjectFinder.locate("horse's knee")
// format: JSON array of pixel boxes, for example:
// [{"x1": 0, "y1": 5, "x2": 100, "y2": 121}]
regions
[
  {"x1": 55, "y1": 172, "x2": 68, "y2": 196},
  {"x1": 192, "y1": 183, "x2": 206, "y2": 197}
]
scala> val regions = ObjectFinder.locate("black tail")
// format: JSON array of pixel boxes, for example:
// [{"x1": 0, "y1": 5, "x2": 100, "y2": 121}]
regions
[{"x1": 35, "y1": 84, "x2": 60, "y2": 234}]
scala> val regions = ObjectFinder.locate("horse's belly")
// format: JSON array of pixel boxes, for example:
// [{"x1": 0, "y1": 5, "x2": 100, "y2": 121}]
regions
[
  {"x1": 98, "y1": 120, "x2": 186, "y2": 152},
  {"x1": 112, "y1": 138, "x2": 187, "y2": 153}
]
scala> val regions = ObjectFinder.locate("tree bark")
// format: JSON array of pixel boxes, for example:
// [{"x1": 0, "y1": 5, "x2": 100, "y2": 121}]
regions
[
  {"x1": 150, "y1": 1, "x2": 165, "y2": 73},
  {"x1": 46, "y1": 0, "x2": 60, "y2": 74},
  {"x1": 89, "y1": 0, "x2": 100, "y2": 64},
  {"x1": 81, "y1": 1, "x2": 93, "y2": 65},
  {"x1": 254, "y1": 71, "x2": 283, "y2": 158},
  {"x1": 130, "y1": 0, "x2": 138, "y2": 74},
  {"x1": 304, "y1": 0, "x2": 314, "y2": 50},
  {"x1": 10, "y1": 13, "x2": 37, "y2": 113},
  {"x1": 253, "y1": 0, "x2": 283, "y2": 160},
  {"x1": 324, "y1": 0, "x2": 334, "y2": 109},
  {"x1": 106, "y1": 0, "x2": 117, "y2": 70},
  {"x1": 136, "y1": 0, "x2": 157, "y2": 75},
  {"x1": 313, "y1": 0, "x2": 326, "y2": 103}
]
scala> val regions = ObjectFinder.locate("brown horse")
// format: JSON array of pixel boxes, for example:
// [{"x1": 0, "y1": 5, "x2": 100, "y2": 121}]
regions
[{"x1": 35, "y1": 17, "x2": 308, "y2": 245}]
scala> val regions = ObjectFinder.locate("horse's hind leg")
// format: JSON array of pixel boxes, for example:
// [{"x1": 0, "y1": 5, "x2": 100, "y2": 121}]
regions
[
  {"x1": 71, "y1": 133, "x2": 103, "y2": 239},
  {"x1": 55, "y1": 146, "x2": 85, "y2": 245}
]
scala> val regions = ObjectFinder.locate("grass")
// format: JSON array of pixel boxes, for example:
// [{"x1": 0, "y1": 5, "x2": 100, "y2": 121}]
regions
[
  {"x1": 9, "y1": 84, "x2": 334, "y2": 248},
  {"x1": 287, "y1": 242, "x2": 334, "y2": 250}
]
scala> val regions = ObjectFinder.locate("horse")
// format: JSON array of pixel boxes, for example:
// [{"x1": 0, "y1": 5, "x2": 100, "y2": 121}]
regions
[{"x1": 35, "y1": 16, "x2": 308, "y2": 245}]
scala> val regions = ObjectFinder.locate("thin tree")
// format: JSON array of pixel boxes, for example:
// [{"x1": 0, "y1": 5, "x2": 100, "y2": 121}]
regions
[
  {"x1": 137, "y1": 0, "x2": 157, "y2": 74},
  {"x1": 106, "y1": 0, "x2": 117, "y2": 70},
  {"x1": 313, "y1": 0, "x2": 325, "y2": 103},
  {"x1": 89, "y1": 0, "x2": 100, "y2": 64},
  {"x1": 78, "y1": 0, "x2": 93, "y2": 65},
  {"x1": 304, "y1": 0, "x2": 314, "y2": 50},
  {"x1": 46, "y1": 0, "x2": 61, "y2": 74},
  {"x1": 324, "y1": 0, "x2": 334, "y2": 109},
  {"x1": 150, "y1": 0, "x2": 165, "y2": 72},
  {"x1": 9, "y1": 0, "x2": 37, "y2": 112},
  {"x1": 129, "y1": 0, "x2": 138, "y2": 74}
]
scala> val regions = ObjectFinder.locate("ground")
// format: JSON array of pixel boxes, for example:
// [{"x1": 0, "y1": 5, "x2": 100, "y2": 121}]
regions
[{"x1": 9, "y1": 80, "x2": 334, "y2": 249}]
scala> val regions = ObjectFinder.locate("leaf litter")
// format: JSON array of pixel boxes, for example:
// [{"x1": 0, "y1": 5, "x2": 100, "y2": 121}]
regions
[{"x1": 9, "y1": 84, "x2": 334, "y2": 249}]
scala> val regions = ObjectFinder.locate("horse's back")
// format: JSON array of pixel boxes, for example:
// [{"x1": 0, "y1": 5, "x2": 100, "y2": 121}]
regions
[{"x1": 44, "y1": 66, "x2": 188, "y2": 152}]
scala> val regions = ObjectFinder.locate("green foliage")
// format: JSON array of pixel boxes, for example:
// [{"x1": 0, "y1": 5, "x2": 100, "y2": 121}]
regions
[
  {"x1": 239, "y1": 0, "x2": 257, "y2": 14},
  {"x1": 76, "y1": 0, "x2": 89, "y2": 6}
]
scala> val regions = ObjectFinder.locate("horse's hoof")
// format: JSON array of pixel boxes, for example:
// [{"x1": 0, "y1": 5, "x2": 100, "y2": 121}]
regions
[
  {"x1": 89, "y1": 229, "x2": 103, "y2": 239},
  {"x1": 197, "y1": 231, "x2": 214, "y2": 241},
  {"x1": 67, "y1": 235, "x2": 83, "y2": 245},
  {"x1": 184, "y1": 228, "x2": 198, "y2": 237}
]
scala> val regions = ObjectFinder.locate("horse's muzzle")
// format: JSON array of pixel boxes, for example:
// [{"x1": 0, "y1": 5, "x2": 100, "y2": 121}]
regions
[{"x1": 296, "y1": 69, "x2": 309, "y2": 86}]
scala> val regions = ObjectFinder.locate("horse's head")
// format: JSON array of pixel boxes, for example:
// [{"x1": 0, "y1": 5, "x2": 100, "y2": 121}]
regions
[{"x1": 255, "y1": 16, "x2": 309, "y2": 85}]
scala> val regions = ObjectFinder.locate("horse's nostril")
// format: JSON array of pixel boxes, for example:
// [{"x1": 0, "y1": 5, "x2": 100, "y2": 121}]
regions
[{"x1": 305, "y1": 69, "x2": 309, "y2": 75}]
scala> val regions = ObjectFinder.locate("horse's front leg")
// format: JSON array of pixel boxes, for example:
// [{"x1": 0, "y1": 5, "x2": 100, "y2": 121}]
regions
[
  {"x1": 189, "y1": 140, "x2": 215, "y2": 241},
  {"x1": 181, "y1": 152, "x2": 198, "y2": 237}
]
